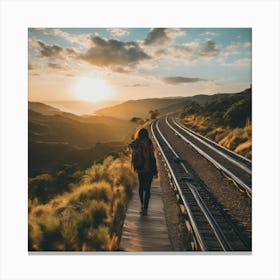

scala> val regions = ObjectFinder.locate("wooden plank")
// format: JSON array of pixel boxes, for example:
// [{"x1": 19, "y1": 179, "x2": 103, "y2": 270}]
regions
[{"x1": 119, "y1": 178, "x2": 172, "y2": 252}]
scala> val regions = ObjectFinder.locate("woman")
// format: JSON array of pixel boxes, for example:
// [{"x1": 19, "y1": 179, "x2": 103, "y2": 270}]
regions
[{"x1": 130, "y1": 128, "x2": 158, "y2": 216}]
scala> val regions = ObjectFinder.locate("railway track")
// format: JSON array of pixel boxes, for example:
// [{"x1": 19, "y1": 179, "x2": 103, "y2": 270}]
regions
[
  {"x1": 165, "y1": 115, "x2": 252, "y2": 197},
  {"x1": 151, "y1": 118, "x2": 251, "y2": 251}
]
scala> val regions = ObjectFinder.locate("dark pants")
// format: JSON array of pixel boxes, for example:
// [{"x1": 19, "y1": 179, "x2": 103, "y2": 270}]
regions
[{"x1": 138, "y1": 172, "x2": 153, "y2": 210}]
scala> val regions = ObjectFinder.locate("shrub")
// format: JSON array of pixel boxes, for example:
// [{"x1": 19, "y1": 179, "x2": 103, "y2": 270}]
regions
[
  {"x1": 69, "y1": 181, "x2": 113, "y2": 204},
  {"x1": 28, "y1": 155, "x2": 137, "y2": 251},
  {"x1": 85, "y1": 226, "x2": 110, "y2": 251},
  {"x1": 223, "y1": 98, "x2": 251, "y2": 128},
  {"x1": 86, "y1": 200, "x2": 109, "y2": 228},
  {"x1": 107, "y1": 158, "x2": 137, "y2": 198},
  {"x1": 29, "y1": 173, "x2": 54, "y2": 203}
]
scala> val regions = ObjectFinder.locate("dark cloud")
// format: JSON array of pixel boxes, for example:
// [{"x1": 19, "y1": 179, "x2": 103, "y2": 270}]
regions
[
  {"x1": 79, "y1": 36, "x2": 151, "y2": 72},
  {"x1": 144, "y1": 28, "x2": 185, "y2": 47},
  {"x1": 163, "y1": 76, "x2": 208, "y2": 84},
  {"x1": 144, "y1": 28, "x2": 169, "y2": 46},
  {"x1": 199, "y1": 40, "x2": 220, "y2": 57},
  {"x1": 36, "y1": 37, "x2": 150, "y2": 73},
  {"x1": 37, "y1": 41, "x2": 78, "y2": 58},
  {"x1": 37, "y1": 40, "x2": 63, "y2": 57}
]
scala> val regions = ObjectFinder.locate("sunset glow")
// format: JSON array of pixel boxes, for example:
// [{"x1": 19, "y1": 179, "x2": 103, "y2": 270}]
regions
[
  {"x1": 28, "y1": 28, "x2": 252, "y2": 114},
  {"x1": 72, "y1": 77, "x2": 113, "y2": 103}
]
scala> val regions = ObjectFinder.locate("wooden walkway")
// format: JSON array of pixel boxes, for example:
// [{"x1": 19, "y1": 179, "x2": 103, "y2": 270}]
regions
[{"x1": 119, "y1": 178, "x2": 172, "y2": 252}]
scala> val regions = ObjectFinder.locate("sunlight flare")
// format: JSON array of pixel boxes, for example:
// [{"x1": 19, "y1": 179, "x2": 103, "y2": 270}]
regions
[{"x1": 72, "y1": 77, "x2": 113, "y2": 103}]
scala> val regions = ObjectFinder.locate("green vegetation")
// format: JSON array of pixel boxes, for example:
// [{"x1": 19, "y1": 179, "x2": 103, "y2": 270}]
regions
[
  {"x1": 28, "y1": 156, "x2": 137, "y2": 251},
  {"x1": 179, "y1": 88, "x2": 252, "y2": 159}
]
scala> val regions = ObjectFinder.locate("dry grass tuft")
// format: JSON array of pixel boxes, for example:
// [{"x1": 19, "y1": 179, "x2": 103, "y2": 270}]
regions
[
  {"x1": 181, "y1": 115, "x2": 251, "y2": 159},
  {"x1": 28, "y1": 156, "x2": 137, "y2": 251}
]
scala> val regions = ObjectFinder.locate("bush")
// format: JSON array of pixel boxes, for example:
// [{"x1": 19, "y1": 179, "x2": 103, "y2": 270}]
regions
[
  {"x1": 223, "y1": 98, "x2": 251, "y2": 128},
  {"x1": 86, "y1": 226, "x2": 110, "y2": 251},
  {"x1": 29, "y1": 174, "x2": 54, "y2": 204},
  {"x1": 28, "y1": 155, "x2": 137, "y2": 251},
  {"x1": 86, "y1": 200, "x2": 109, "y2": 228}
]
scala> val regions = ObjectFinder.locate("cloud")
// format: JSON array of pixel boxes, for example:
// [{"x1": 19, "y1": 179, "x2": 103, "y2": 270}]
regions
[
  {"x1": 48, "y1": 63, "x2": 71, "y2": 71},
  {"x1": 204, "y1": 31, "x2": 218, "y2": 37},
  {"x1": 79, "y1": 36, "x2": 151, "y2": 72},
  {"x1": 107, "y1": 28, "x2": 130, "y2": 37},
  {"x1": 37, "y1": 40, "x2": 78, "y2": 59},
  {"x1": 48, "y1": 29, "x2": 92, "y2": 48},
  {"x1": 166, "y1": 28, "x2": 186, "y2": 39},
  {"x1": 144, "y1": 28, "x2": 186, "y2": 47},
  {"x1": 144, "y1": 28, "x2": 169, "y2": 46},
  {"x1": 124, "y1": 83, "x2": 147, "y2": 87},
  {"x1": 220, "y1": 58, "x2": 251, "y2": 67},
  {"x1": 199, "y1": 40, "x2": 220, "y2": 57},
  {"x1": 163, "y1": 76, "x2": 208, "y2": 84},
  {"x1": 37, "y1": 40, "x2": 64, "y2": 57},
  {"x1": 35, "y1": 37, "x2": 150, "y2": 73},
  {"x1": 28, "y1": 64, "x2": 36, "y2": 70},
  {"x1": 168, "y1": 40, "x2": 220, "y2": 62},
  {"x1": 221, "y1": 41, "x2": 251, "y2": 58}
]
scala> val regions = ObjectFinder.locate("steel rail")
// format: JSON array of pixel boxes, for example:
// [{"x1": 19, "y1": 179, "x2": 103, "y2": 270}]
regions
[
  {"x1": 164, "y1": 116, "x2": 252, "y2": 196},
  {"x1": 151, "y1": 121, "x2": 207, "y2": 251},
  {"x1": 187, "y1": 182, "x2": 233, "y2": 251},
  {"x1": 172, "y1": 117, "x2": 252, "y2": 173},
  {"x1": 152, "y1": 120, "x2": 233, "y2": 251},
  {"x1": 174, "y1": 117, "x2": 251, "y2": 165}
]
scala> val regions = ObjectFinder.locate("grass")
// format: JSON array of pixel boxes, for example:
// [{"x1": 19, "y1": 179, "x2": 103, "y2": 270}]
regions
[
  {"x1": 181, "y1": 115, "x2": 252, "y2": 159},
  {"x1": 28, "y1": 155, "x2": 137, "y2": 251}
]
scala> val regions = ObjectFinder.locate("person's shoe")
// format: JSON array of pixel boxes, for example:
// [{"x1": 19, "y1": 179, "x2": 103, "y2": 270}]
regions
[
  {"x1": 139, "y1": 205, "x2": 144, "y2": 214},
  {"x1": 142, "y1": 208, "x2": 147, "y2": 216}
]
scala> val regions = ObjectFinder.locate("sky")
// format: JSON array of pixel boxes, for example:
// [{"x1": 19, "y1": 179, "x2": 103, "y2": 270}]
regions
[{"x1": 28, "y1": 28, "x2": 252, "y2": 114}]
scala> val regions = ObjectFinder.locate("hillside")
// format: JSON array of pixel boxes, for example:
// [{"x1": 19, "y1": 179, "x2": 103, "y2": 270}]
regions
[
  {"x1": 29, "y1": 105, "x2": 136, "y2": 148},
  {"x1": 178, "y1": 88, "x2": 252, "y2": 158},
  {"x1": 95, "y1": 98, "x2": 182, "y2": 120},
  {"x1": 28, "y1": 101, "x2": 62, "y2": 115},
  {"x1": 28, "y1": 102, "x2": 137, "y2": 176},
  {"x1": 95, "y1": 93, "x2": 231, "y2": 120}
]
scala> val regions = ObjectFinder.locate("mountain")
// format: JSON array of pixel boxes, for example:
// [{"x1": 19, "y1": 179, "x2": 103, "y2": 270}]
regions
[
  {"x1": 44, "y1": 99, "x2": 123, "y2": 115},
  {"x1": 178, "y1": 88, "x2": 252, "y2": 158},
  {"x1": 28, "y1": 101, "x2": 62, "y2": 115},
  {"x1": 29, "y1": 103, "x2": 136, "y2": 147},
  {"x1": 28, "y1": 102, "x2": 137, "y2": 176},
  {"x1": 95, "y1": 93, "x2": 231, "y2": 120},
  {"x1": 95, "y1": 98, "x2": 183, "y2": 120},
  {"x1": 180, "y1": 88, "x2": 252, "y2": 127}
]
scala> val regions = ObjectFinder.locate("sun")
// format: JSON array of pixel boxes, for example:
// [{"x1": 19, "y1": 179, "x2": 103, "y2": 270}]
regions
[{"x1": 72, "y1": 77, "x2": 113, "y2": 103}]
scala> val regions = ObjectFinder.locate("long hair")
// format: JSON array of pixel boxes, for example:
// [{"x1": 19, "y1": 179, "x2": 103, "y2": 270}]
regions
[{"x1": 135, "y1": 128, "x2": 149, "y2": 140}]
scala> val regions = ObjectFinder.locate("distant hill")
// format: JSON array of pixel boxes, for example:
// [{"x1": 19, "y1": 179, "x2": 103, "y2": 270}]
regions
[
  {"x1": 95, "y1": 93, "x2": 231, "y2": 120},
  {"x1": 28, "y1": 101, "x2": 62, "y2": 115},
  {"x1": 44, "y1": 99, "x2": 123, "y2": 115},
  {"x1": 179, "y1": 88, "x2": 252, "y2": 128},
  {"x1": 158, "y1": 93, "x2": 230, "y2": 115},
  {"x1": 29, "y1": 104, "x2": 136, "y2": 148},
  {"x1": 28, "y1": 102, "x2": 137, "y2": 176},
  {"x1": 95, "y1": 98, "x2": 182, "y2": 120}
]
